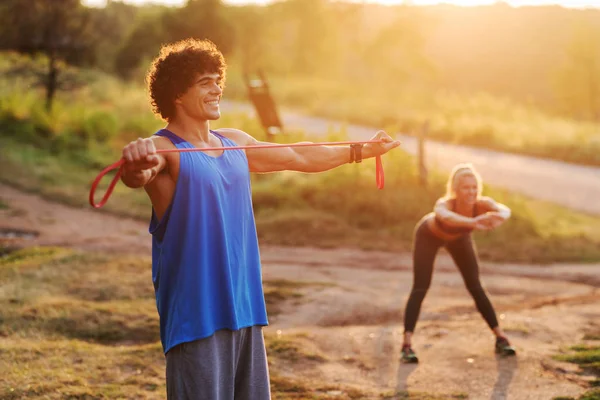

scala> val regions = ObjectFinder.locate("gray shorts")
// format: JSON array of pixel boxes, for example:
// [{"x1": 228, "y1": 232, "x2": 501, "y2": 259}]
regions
[{"x1": 166, "y1": 326, "x2": 271, "y2": 400}]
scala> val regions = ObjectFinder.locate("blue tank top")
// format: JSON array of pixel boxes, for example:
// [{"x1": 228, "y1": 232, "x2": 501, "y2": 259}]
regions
[{"x1": 149, "y1": 129, "x2": 268, "y2": 354}]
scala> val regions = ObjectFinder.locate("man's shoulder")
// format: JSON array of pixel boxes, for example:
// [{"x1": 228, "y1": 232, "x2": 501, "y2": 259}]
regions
[
  {"x1": 149, "y1": 134, "x2": 176, "y2": 150},
  {"x1": 214, "y1": 128, "x2": 256, "y2": 146},
  {"x1": 215, "y1": 127, "x2": 246, "y2": 135}
]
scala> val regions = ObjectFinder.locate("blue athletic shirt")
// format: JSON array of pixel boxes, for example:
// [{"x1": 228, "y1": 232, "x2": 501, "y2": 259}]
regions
[{"x1": 149, "y1": 129, "x2": 268, "y2": 354}]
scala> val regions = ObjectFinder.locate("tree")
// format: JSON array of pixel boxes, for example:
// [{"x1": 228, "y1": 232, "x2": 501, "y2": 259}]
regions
[
  {"x1": 114, "y1": 0, "x2": 235, "y2": 79},
  {"x1": 164, "y1": 0, "x2": 234, "y2": 55},
  {"x1": 114, "y1": 12, "x2": 167, "y2": 79},
  {"x1": 0, "y1": 0, "x2": 98, "y2": 111},
  {"x1": 88, "y1": 1, "x2": 140, "y2": 73}
]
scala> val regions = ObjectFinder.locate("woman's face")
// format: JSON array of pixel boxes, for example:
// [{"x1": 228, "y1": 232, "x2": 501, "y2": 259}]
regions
[{"x1": 455, "y1": 175, "x2": 478, "y2": 205}]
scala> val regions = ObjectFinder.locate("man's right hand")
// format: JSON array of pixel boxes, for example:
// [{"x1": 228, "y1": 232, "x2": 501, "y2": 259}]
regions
[
  {"x1": 122, "y1": 138, "x2": 160, "y2": 172},
  {"x1": 120, "y1": 138, "x2": 165, "y2": 188}
]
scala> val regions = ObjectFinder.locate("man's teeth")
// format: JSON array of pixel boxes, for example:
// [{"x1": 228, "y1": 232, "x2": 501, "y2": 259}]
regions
[{"x1": 206, "y1": 101, "x2": 219, "y2": 105}]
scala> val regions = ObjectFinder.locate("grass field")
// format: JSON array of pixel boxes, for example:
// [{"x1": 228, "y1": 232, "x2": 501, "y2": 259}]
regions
[
  {"x1": 553, "y1": 328, "x2": 600, "y2": 400},
  {"x1": 2, "y1": 123, "x2": 600, "y2": 264},
  {"x1": 2, "y1": 52, "x2": 600, "y2": 263},
  {"x1": 1, "y1": 246, "x2": 473, "y2": 399}
]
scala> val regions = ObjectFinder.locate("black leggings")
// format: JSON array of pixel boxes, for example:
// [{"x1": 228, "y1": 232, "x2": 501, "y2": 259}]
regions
[{"x1": 403, "y1": 220, "x2": 499, "y2": 333}]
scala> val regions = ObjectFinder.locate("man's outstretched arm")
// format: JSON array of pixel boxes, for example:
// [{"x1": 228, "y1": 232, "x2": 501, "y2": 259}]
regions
[{"x1": 217, "y1": 128, "x2": 401, "y2": 173}]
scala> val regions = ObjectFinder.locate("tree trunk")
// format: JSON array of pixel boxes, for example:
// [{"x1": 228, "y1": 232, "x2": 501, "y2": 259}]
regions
[{"x1": 46, "y1": 51, "x2": 58, "y2": 112}]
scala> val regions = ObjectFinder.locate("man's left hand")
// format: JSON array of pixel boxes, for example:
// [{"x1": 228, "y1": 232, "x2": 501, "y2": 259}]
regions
[{"x1": 364, "y1": 130, "x2": 401, "y2": 159}]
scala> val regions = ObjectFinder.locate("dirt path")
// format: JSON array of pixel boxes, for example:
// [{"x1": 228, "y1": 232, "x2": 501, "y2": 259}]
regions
[
  {"x1": 2, "y1": 182, "x2": 599, "y2": 399},
  {"x1": 0, "y1": 183, "x2": 151, "y2": 254},
  {"x1": 261, "y1": 248, "x2": 599, "y2": 399}
]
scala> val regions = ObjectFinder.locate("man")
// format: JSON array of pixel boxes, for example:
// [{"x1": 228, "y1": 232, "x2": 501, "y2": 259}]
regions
[{"x1": 121, "y1": 38, "x2": 400, "y2": 400}]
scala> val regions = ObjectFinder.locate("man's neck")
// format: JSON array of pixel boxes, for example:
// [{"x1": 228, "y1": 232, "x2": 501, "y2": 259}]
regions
[{"x1": 166, "y1": 116, "x2": 211, "y2": 143}]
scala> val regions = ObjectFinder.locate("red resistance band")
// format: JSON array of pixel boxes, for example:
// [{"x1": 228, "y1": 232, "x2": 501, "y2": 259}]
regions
[{"x1": 89, "y1": 140, "x2": 385, "y2": 208}]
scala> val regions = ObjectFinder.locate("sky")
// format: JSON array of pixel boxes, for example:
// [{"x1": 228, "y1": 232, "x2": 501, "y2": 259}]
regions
[{"x1": 83, "y1": 0, "x2": 600, "y2": 8}]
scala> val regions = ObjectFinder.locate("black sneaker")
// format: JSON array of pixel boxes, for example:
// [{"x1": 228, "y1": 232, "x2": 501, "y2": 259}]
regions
[
  {"x1": 401, "y1": 345, "x2": 419, "y2": 363},
  {"x1": 495, "y1": 337, "x2": 516, "y2": 356}
]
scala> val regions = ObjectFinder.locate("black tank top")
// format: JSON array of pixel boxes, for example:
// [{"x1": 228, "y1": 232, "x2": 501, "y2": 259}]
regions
[{"x1": 435, "y1": 200, "x2": 478, "y2": 235}]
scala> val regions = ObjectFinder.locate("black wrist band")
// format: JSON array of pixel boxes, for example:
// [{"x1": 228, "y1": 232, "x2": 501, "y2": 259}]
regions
[
  {"x1": 349, "y1": 145, "x2": 355, "y2": 163},
  {"x1": 351, "y1": 143, "x2": 364, "y2": 163}
]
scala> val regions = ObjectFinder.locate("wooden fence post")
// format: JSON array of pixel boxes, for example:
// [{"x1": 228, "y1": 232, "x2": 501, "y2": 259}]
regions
[{"x1": 244, "y1": 70, "x2": 283, "y2": 142}]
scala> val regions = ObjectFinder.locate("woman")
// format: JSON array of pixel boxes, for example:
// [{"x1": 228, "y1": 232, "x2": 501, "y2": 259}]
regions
[{"x1": 401, "y1": 163, "x2": 515, "y2": 363}]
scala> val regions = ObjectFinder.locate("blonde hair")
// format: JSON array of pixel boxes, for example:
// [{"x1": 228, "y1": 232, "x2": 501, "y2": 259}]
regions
[{"x1": 444, "y1": 163, "x2": 483, "y2": 199}]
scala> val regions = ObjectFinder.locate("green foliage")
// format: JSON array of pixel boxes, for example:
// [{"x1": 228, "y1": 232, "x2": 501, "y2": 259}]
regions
[
  {"x1": 0, "y1": 0, "x2": 95, "y2": 63},
  {"x1": 0, "y1": 53, "x2": 162, "y2": 154},
  {"x1": 2, "y1": 0, "x2": 600, "y2": 122},
  {"x1": 1, "y1": 52, "x2": 600, "y2": 263},
  {"x1": 78, "y1": 110, "x2": 119, "y2": 143},
  {"x1": 114, "y1": 0, "x2": 235, "y2": 78},
  {"x1": 2, "y1": 1, "x2": 599, "y2": 164},
  {"x1": 0, "y1": 0, "x2": 105, "y2": 110},
  {"x1": 113, "y1": 12, "x2": 167, "y2": 79}
]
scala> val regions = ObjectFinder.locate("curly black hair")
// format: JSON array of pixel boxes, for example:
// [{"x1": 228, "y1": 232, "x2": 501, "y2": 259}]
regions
[{"x1": 146, "y1": 38, "x2": 227, "y2": 121}]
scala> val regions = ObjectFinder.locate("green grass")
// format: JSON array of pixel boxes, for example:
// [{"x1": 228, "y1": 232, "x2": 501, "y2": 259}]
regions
[
  {"x1": 0, "y1": 246, "x2": 404, "y2": 399},
  {"x1": 266, "y1": 333, "x2": 327, "y2": 364},
  {"x1": 380, "y1": 391, "x2": 469, "y2": 399},
  {"x1": 553, "y1": 391, "x2": 600, "y2": 400},
  {"x1": 1, "y1": 339, "x2": 166, "y2": 399},
  {"x1": 0, "y1": 248, "x2": 164, "y2": 398},
  {"x1": 555, "y1": 345, "x2": 600, "y2": 375},
  {"x1": 553, "y1": 331, "x2": 600, "y2": 400},
  {"x1": 3, "y1": 120, "x2": 600, "y2": 264}
]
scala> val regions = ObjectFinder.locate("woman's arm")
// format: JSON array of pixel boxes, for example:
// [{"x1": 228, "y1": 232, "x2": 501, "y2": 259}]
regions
[
  {"x1": 479, "y1": 196, "x2": 511, "y2": 220},
  {"x1": 473, "y1": 196, "x2": 511, "y2": 230},
  {"x1": 433, "y1": 198, "x2": 476, "y2": 228}
]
